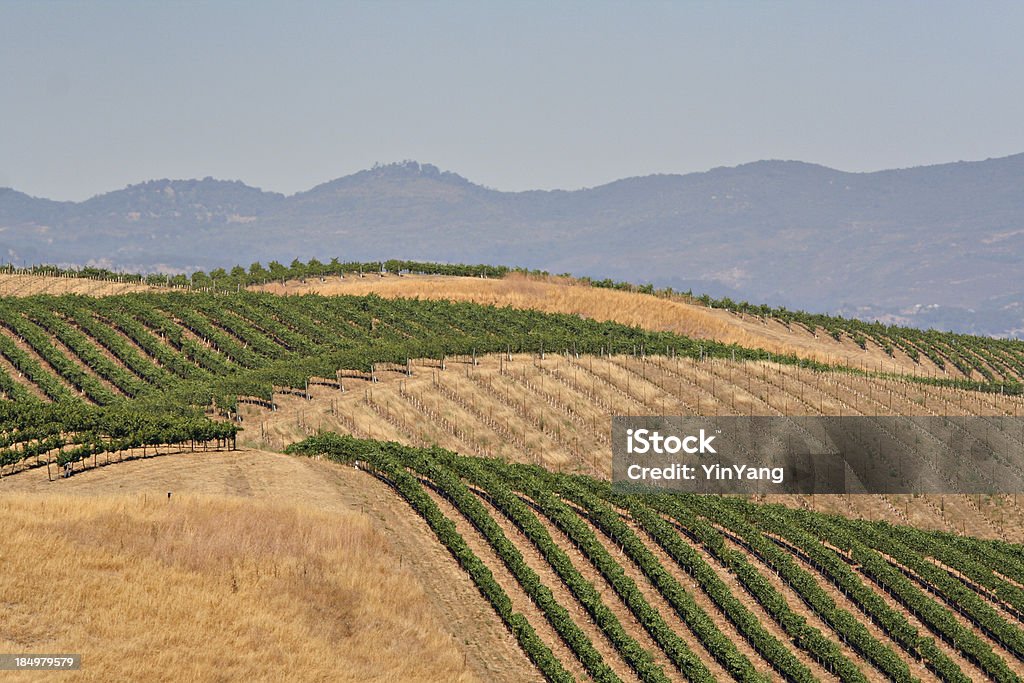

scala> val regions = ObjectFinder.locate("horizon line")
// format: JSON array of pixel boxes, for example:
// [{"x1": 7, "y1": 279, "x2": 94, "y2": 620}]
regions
[{"x1": 3, "y1": 150, "x2": 1022, "y2": 203}]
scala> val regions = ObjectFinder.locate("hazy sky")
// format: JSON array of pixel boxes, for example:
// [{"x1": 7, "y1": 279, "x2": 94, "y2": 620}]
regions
[{"x1": 3, "y1": 1, "x2": 1023, "y2": 201}]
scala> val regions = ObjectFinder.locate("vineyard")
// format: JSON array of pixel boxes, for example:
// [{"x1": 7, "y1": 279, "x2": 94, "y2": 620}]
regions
[
  {"x1": 1, "y1": 263, "x2": 1024, "y2": 681},
  {"x1": 0, "y1": 288, "x2": 829, "y2": 474},
  {"x1": 1, "y1": 277, "x2": 1023, "y2": 531},
  {"x1": 243, "y1": 260, "x2": 1024, "y2": 384},
  {"x1": 287, "y1": 434, "x2": 1024, "y2": 683},
  {"x1": 5, "y1": 258, "x2": 1024, "y2": 384}
]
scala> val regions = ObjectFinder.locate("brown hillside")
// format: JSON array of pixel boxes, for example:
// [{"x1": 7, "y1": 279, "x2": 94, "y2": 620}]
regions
[
  {"x1": 6, "y1": 404, "x2": 1022, "y2": 682},
  {"x1": 0, "y1": 451, "x2": 535, "y2": 683},
  {"x1": 238, "y1": 352, "x2": 1024, "y2": 542}
]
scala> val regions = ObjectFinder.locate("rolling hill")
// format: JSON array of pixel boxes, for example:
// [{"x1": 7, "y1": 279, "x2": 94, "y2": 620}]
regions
[{"x1": 3, "y1": 266, "x2": 1024, "y2": 682}]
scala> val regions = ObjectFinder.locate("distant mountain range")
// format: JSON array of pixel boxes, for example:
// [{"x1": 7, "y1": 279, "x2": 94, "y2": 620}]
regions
[{"x1": 2, "y1": 156, "x2": 1023, "y2": 336}]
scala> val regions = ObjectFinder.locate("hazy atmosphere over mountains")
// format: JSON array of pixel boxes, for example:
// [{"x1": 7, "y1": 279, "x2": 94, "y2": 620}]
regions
[{"x1": 2, "y1": 155, "x2": 1023, "y2": 337}]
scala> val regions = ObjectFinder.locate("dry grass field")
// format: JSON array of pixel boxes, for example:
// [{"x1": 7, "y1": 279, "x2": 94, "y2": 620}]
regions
[
  {"x1": 0, "y1": 451, "x2": 537, "y2": 683},
  {"x1": 252, "y1": 273, "x2": 951, "y2": 378},
  {"x1": 6, "y1": 441, "x2": 1020, "y2": 683},
  {"x1": 238, "y1": 352, "x2": 1024, "y2": 542}
]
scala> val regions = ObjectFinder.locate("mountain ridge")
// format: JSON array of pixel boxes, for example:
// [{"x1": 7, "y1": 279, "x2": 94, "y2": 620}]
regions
[
  {"x1": 2, "y1": 155, "x2": 1023, "y2": 336},
  {"x1": 14, "y1": 153, "x2": 1024, "y2": 205}
]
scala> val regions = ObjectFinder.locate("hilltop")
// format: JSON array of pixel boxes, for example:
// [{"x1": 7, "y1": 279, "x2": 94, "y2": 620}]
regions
[{"x1": 253, "y1": 272, "x2": 941, "y2": 376}]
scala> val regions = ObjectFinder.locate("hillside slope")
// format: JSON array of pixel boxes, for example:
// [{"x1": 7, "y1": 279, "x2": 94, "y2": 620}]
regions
[
  {"x1": 284, "y1": 435, "x2": 1024, "y2": 683},
  {"x1": 0, "y1": 450, "x2": 534, "y2": 683},
  {"x1": 7, "y1": 438, "x2": 1024, "y2": 683},
  {"x1": 0, "y1": 268, "x2": 1009, "y2": 380},
  {"x1": 0, "y1": 273, "x2": 158, "y2": 297},
  {"x1": 238, "y1": 351, "x2": 1024, "y2": 542},
  {"x1": 1, "y1": 276, "x2": 1021, "y2": 540}
]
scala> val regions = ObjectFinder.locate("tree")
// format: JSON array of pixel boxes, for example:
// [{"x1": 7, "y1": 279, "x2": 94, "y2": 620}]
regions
[{"x1": 268, "y1": 261, "x2": 288, "y2": 281}]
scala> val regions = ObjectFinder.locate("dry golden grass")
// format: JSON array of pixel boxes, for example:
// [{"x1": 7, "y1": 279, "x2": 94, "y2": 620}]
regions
[
  {"x1": 0, "y1": 274, "x2": 158, "y2": 297},
  {"x1": 0, "y1": 451, "x2": 539, "y2": 683},
  {"x1": 252, "y1": 272, "x2": 952, "y2": 377},
  {"x1": 0, "y1": 494, "x2": 477, "y2": 682}
]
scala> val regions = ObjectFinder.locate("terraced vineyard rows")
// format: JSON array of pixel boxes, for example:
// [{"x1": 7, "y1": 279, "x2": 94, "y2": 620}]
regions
[
  {"x1": 0, "y1": 291, "x2": 798, "y2": 411},
  {"x1": 0, "y1": 401, "x2": 237, "y2": 472},
  {"x1": 663, "y1": 289, "x2": 1024, "y2": 385},
  {"x1": 288, "y1": 434, "x2": 1024, "y2": 683},
  {"x1": 233, "y1": 257, "x2": 1024, "y2": 384},
  {"x1": 0, "y1": 290, "x2": 786, "y2": 473},
  {"x1": 8, "y1": 259, "x2": 1024, "y2": 384}
]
